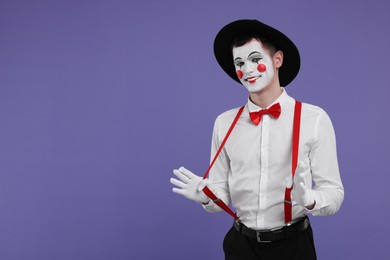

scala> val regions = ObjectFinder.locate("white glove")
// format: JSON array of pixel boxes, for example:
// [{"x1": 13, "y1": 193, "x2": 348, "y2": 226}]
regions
[
  {"x1": 170, "y1": 167, "x2": 211, "y2": 204},
  {"x1": 286, "y1": 162, "x2": 316, "y2": 209}
]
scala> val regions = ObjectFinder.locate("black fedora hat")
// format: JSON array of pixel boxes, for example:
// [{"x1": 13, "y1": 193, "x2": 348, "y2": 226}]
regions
[{"x1": 214, "y1": 19, "x2": 300, "y2": 87}]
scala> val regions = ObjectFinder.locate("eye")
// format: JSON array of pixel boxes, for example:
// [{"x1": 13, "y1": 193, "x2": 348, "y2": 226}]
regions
[
  {"x1": 235, "y1": 61, "x2": 244, "y2": 68},
  {"x1": 252, "y1": 57, "x2": 262, "y2": 63}
]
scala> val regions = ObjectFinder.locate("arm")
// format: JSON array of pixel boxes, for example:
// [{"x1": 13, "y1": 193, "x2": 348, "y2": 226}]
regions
[
  {"x1": 170, "y1": 116, "x2": 231, "y2": 210},
  {"x1": 307, "y1": 111, "x2": 344, "y2": 215},
  {"x1": 202, "y1": 116, "x2": 231, "y2": 213},
  {"x1": 290, "y1": 111, "x2": 344, "y2": 215}
]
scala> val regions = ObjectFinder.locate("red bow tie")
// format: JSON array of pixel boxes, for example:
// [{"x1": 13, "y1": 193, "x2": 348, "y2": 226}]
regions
[{"x1": 249, "y1": 103, "x2": 281, "y2": 125}]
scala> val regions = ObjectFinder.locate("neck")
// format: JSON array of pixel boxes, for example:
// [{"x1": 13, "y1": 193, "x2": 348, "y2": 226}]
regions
[{"x1": 249, "y1": 82, "x2": 283, "y2": 108}]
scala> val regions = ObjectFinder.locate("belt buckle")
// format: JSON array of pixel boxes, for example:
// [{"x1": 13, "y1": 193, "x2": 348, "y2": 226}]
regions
[{"x1": 256, "y1": 231, "x2": 271, "y2": 243}]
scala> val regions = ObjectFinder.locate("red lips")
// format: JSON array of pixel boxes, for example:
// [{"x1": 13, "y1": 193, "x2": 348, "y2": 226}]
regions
[{"x1": 246, "y1": 76, "x2": 259, "y2": 84}]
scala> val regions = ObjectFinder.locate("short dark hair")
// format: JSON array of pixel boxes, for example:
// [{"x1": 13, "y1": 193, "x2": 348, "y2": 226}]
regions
[{"x1": 231, "y1": 34, "x2": 277, "y2": 56}]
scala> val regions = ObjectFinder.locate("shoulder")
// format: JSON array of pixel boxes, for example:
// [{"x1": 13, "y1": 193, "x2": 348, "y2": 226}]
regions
[
  {"x1": 215, "y1": 106, "x2": 245, "y2": 123},
  {"x1": 300, "y1": 101, "x2": 335, "y2": 136},
  {"x1": 212, "y1": 106, "x2": 247, "y2": 135},
  {"x1": 301, "y1": 101, "x2": 325, "y2": 115},
  {"x1": 301, "y1": 101, "x2": 330, "y2": 122}
]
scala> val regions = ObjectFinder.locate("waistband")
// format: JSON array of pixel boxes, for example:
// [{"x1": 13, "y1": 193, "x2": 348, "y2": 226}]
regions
[{"x1": 233, "y1": 216, "x2": 310, "y2": 243}]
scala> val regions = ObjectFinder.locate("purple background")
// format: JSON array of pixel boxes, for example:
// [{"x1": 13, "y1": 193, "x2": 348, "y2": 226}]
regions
[{"x1": 0, "y1": 0, "x2": 389, "y2": 259}]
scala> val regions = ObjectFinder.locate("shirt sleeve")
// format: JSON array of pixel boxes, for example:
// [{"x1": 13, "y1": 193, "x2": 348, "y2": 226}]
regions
[
  {"x1": 202, "y1": 116, "x2": 232, "y2": 213},
  {"x1": 308, "y1": 111, "x2": 344, "y2": 216}
]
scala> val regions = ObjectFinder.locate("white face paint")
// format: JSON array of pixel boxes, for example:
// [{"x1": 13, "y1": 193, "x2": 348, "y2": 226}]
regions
[{"x1": 232, "y1": 38, "x2": 275, "y2": 93}]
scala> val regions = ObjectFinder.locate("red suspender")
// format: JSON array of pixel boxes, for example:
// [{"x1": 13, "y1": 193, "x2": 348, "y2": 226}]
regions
[
  {"x1": 284, "y1": 101, "x2": 302, "y2": 224},
  {"x1": 202, "y1": 101, "x2": 302, "y2": 225},
  {"x1": 202, "y1": 105, "x2": 245, "y2": 221}
]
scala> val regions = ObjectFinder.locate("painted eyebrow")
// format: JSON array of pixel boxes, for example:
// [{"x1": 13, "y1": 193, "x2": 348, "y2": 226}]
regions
[
  {"x1": 248, "y1": 51, "x2": 262, "y2": 57},
  {"x1": 234, "y1": 51, "x2": 262, "y2": 62}
]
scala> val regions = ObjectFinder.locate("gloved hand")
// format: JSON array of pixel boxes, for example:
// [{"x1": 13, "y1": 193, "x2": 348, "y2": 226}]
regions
[
  {"x1": 286, "y1": 162, "x2": 316, "y2": 209},
  {"x1": 170, "y1": 167, "x2": 211, "y2": 204}
]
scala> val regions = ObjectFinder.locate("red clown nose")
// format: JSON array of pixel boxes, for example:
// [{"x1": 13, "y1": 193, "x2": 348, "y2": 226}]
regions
[
  {"x1": 236, "y1": 70, "x2": 243, "y2": 79},
  {"x1": 257, "y1": 64, "x2": 267, "y2": 73}
]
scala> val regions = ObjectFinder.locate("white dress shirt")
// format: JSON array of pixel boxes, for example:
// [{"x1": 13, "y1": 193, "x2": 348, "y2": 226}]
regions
[{"x1": 203, "y1": 89, "x2": 344, "y2": 230}]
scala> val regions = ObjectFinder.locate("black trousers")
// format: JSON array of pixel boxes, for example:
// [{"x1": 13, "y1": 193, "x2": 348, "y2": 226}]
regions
[{"x1": 223, "y1": 223, "x2": 317, "y2": 260}]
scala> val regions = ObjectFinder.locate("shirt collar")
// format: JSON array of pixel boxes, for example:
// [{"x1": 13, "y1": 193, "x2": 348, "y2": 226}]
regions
[{"x1": 247, "y1": 88, "x2": 289, "y2": 113}]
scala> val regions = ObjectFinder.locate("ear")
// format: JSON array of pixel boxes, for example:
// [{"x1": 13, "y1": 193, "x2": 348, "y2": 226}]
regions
[{"x1": 273, "y1": 50, "x2": 284, "y2": 69}]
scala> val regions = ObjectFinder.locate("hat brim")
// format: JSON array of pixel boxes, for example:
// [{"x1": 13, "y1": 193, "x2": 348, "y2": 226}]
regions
[{"x1": 214, "y1": 19, "x2": 300, "y2": 87}]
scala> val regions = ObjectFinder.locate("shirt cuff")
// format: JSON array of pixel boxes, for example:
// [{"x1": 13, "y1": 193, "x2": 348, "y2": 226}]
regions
[{"x1": 306, "y1": 190, "x2": 327, "y2": 215}]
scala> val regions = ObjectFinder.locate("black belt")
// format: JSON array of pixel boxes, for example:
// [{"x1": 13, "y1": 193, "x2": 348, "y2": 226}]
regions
[{"x1": 233, "y1": 216, "x2": 310, "y2": 243}]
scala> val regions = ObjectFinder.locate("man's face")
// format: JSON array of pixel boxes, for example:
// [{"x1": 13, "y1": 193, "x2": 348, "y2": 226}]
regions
[{"x1": 232, "y1": 38, "x2": 275, "y2": 93}]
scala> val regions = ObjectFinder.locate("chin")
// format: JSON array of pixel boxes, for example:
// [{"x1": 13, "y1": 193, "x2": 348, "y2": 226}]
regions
[{"x1": 246, "y1": 86, "x2": 266, "y2": 93}]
